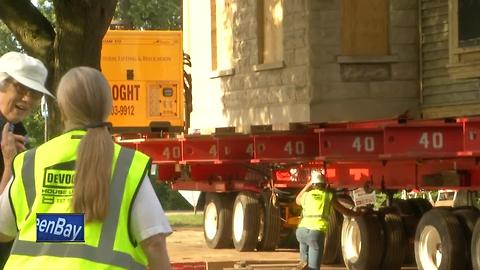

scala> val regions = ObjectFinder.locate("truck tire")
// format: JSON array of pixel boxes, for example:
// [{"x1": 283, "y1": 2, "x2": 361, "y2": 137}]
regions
[
  {"x1": 232, "y1": 192, "x2": 261, "y2": 251},
  {"x1": 402, "y1": 214, "x2": 420, "y2": 265},
  {"x1": 257, "y1": 191, "x2": 281, "y2": 251},
  {"x1": 415, "y1": 208, "x2": 466, "y2": 270},
  {"x1": 378, "y1": 200, "x2": 420, "y2": 265},
  {"x1": 408, "y1": 198, "x2": 433, "y2": 218},
  {"x1": 391, "y1": 200, "x2": 418, "y2": 265},
  {"x1": 381, "y1": 213, "x2": 406, "y2": 270},
  {"x1": 391, "y1": 199, "x2": 416, "y2": 216},
  {"x1": 453, "y1": 207, "x2": 480, "y2": 270},
  {"x1": 472, "y1": 220, "x2": 480, "y2": 270},
  {"x1": 341, "y1": 213, "x2": 384, "y2": 270},
  {"x1": 322, "y1": 208, "x2": 343, "y2": 265},
  {"x1": 203, "y1": 193, "x2": 233, "y2": 248}
]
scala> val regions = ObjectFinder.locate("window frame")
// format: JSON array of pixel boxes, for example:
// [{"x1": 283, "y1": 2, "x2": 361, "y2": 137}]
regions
[{"x1": 447, "y1": 0, "x2": 480, "y2": 79}]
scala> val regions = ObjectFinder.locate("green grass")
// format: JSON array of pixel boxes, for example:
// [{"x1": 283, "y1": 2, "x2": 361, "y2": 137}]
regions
[{"x1": 167, "y1": 213, "x2": 203, "y2": 227}]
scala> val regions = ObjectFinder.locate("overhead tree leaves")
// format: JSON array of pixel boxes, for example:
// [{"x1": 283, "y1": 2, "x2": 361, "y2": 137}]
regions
[{"x1": 115, "y1": 0, "x2": 181, "y2": 30}]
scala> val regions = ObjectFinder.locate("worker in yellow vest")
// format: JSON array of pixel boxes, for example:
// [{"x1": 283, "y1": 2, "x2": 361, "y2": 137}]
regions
[
  {"x1": 296, "y1": 170, "x2": 359, "y2": 270},
  {"x1": 0, "y1": 67, "x2": 172, "y2": 269}
]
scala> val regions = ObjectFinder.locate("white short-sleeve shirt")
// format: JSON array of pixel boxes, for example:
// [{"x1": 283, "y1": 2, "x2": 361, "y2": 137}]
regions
[{"x1": 0, "y1": 176, "x2": 172, "y2": 242}]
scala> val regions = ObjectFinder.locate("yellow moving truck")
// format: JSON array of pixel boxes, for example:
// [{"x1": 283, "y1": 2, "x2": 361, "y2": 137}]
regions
[{"x1": 101, "y1": 30, "x2": 184, "y2": 131}]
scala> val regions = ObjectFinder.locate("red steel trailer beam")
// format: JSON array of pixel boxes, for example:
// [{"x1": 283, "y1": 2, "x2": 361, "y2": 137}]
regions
[
  {"x1": 116, "y1": 118, "x2": 480, "y2": 190},
  {"x1": 317, "y1": 128, "x2": 384, "y2": 160}
]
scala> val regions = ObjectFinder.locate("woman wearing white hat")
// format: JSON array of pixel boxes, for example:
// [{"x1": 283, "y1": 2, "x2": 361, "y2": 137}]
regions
[
  {"x1": 0, "y1": 51, "x2": 53, "y2": 269},
  {"x1": 295, "y1": 170, "x2": 360, "y2": 270}
]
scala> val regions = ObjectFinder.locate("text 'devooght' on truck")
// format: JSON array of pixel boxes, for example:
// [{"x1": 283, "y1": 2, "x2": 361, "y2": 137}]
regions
[{"x1": 101, "y1": 1, "x2": 480, "y2": 269}]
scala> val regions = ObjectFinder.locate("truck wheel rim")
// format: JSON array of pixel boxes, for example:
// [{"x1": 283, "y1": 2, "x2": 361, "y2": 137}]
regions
[
  {"x1": 344, "y1": 219, "x2": 361, "y2": 262},
  {"x1": 204, "y1": 202, "x2": 218, "y2": 240},
  {"x1": 233, "y1": 202, "x2": 245, "y2": 242},
  {"x1": 419, "y1": 225, "x2": 442, "y2": 269}
]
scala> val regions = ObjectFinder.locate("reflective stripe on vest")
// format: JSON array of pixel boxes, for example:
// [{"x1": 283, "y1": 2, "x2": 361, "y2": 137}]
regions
[
  {"x1": 22, "y1": 148, "x2": 36, "y2": 211},
  {"x1": 10, "y1": 147, "x2": 144, "y2": 270}
]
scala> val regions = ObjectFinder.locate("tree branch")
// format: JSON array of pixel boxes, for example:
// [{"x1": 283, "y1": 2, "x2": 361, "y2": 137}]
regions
[{"x1": 0, "y1": 0, "x2": 55, "y2": 63}]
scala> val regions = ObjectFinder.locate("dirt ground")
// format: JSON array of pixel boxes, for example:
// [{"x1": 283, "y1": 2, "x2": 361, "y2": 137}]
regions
[
  {"x1": 167, "y1": 227, "x2": 300, "y2": 264},
  {"x1": 166, "y1": 227, "x2": 418, "y2": 270}
]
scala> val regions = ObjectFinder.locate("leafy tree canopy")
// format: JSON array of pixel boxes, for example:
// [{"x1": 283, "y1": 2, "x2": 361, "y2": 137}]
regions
[{"x1": 116, "y1": 0, "x2": 181, "y2": 30}]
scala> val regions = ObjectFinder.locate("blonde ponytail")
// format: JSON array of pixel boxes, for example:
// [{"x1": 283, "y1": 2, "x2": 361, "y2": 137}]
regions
[
  {"x1": 74, "y1": 127, "x2": 113, "y2": 221},
  {"x1": 56, "y1": 66, "x2": 113, "y2": 222}
]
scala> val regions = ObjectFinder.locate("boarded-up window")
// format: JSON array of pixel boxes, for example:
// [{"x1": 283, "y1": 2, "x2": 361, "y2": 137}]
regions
[
  {"x1": 458, "y1": 0, "x2": 480, "y2": 47},
  {"x1": 258, "y1": 0, "x2": 283, "y2": 63},
  {"x1": 211, "y1": 0, "x2": 234, "y2": 71},
  {"x1": 341, "y1": 0, "x2": 389, "y2": 56}
]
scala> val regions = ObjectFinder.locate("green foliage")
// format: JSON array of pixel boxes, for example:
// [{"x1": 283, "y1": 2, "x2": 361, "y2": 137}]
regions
[
  {"x1": 0, "y1": 24, "x2": 20, "y2": 55},
  {"x1": 36, "y1": 0, "x2": 56, "y2": 25},
  {"x1": 115, "y1": 0, "x2": 181, "y2": 30},
  {"x1": 150, "y1": 179, "x2": 193, "y2": 211},
  {"x1": 23, "y1": 108, "x2": 46, "y2": 147},
  {"x1": 374, "y1": 193, "x2": 387, "y2": 209},
  {"x1": 167, "y1": 213, "x2": 203, "y2": 227}
]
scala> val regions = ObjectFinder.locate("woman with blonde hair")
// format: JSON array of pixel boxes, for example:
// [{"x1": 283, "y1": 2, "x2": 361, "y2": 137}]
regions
[{"x1": 0, "y1": 66, "x2": 172, "y2": 270}]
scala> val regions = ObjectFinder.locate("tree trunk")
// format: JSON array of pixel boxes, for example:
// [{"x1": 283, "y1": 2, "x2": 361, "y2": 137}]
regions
[
  {"x1": 0, "y1": 0, "x2": 55, "y2": 62},
  {"x1": 0, "y1": 0, "x2": 118, "y2": 138},
  {"x1": 47, "y1": 0, "x2": 117, "y2": 136}
]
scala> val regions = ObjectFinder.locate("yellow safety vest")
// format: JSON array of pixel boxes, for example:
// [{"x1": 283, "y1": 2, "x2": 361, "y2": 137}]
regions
[
  {"x1": 298, "y1": 189, "x2": 333, "y2": 232},
  {"x1": 5, "y1": 130, "x2": 151, "y2": 270}
]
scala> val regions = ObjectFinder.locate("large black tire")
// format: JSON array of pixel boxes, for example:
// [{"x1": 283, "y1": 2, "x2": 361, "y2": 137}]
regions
[
  {"x1": 378, "y1": 206, "x2": 396, "y2": 215},
  {"x1": 391, "y1": 199, "x2": 416, "y2": 216},
  {"x1": 453, "y1": 207, "x2": 480, "y2": 270},
  {"x1": 203, "y1": 193, "x2": 233, "y2": 248},
  {"x1": 408, "y1": 198, "x2": 433, "y2": 218},
  {"x1": 402, "y1": 214, "x2": 420, "y2": 265},
  {"x1": 472, "y1": 219, "x2": 480, "y2": 270},
  {"x1": 341, "y1": 214, "x2": 384, "y2": 270},
  {"x1": 390, "y1": 199, "x2": 420, "y2": 265},
  {"x1": 257, "y1": 191, "x2": 281, "y2": 251},
  {"x1": 322, "y1": 207, "x2": 343, "y2": 265},
  {"x1": 232, "y1": 192, "x2": 261, "y2": 251},
  {"x1": 381, "y1": 213, "x2": 406, "y2": 270},
  {"x1": 415, "y1": 208, "x2": 467, "y2": 270}
]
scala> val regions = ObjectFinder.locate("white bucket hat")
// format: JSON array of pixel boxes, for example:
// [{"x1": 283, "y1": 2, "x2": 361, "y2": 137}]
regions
[{"x1": 0, "y1": 52, "x2": 54, "y2": 98}]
